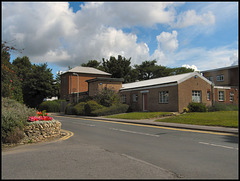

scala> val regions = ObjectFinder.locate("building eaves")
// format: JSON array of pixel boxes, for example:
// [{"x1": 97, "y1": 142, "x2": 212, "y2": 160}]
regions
[
  {"x1": 201, "y1": 65, "x2": 239, "y2": 73},
  {"x1": 61, "y1": 66, "x2": 111, "y2": 76},
  {"x1": 120, "y1": 72, "x2": 212, "y2": 92},
  {"x1": 86, "y1": 77, "x2": 124, "y2": 83}
]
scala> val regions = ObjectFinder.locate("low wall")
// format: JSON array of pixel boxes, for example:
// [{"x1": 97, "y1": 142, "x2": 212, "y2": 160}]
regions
[{"x1": 22, "y1": 120, "x2": 62, "y2": 143}]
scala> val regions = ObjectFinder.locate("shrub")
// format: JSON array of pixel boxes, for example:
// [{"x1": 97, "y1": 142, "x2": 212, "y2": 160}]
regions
[
  {"x1": 91, "y1": 103, "x2": 129, "y2": 116},
  {"x1": 38, "y1": 100, "x2": 65, "y2": 112},
  {"x1": 84, "y1": 100, "x2": 104, "y2": 116},
  {"x1": 187, "y1": 102, "x2": 207, "y2": 112},
  {"x1": 1, "y1": 97, "x2": 36, "y2": 144},
  {"x1": 73, "y1": 102, "x2": 87, "y2": 115},
  {"x1": 65, "y1": 103, "x2": 76, "y2": 115},
  {"x1": 93, "y1": 88, "x2": 121, "y2": 107},
  {"x1": 208, "y1": 103, "x2": 239, "y2": 112},
  {"x1": 183, "y1": 107, "x2": 189, "y2": 113}
]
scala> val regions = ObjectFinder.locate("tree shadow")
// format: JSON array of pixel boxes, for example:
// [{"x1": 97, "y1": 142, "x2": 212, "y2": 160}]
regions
[{"x1": 222, "y1": 135, "x2": 239, "y2": 144}]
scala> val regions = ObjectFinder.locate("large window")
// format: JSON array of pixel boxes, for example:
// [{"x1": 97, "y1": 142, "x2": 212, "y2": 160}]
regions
[
  {"x1": 192, "y1": 91, "x2": 201, "y2": 103},
  {"x1": 207, "y1": 91, "x2": 210, "y2": 101},
  {"x1": 217, "y1": 75, "x2": 224, "y2": 82},
  {"x1": 132, "y1": 94, "x2": 138, "y2": 102},
  {"x1": 159, "y1": 91, "x2": 168, "y2": 103},
  {"x1": 121, "y1": 95, "x2": 126, "y2": 103},
  {"x1": 218, "y1": 91, "x2": 224, "y2": 101},
  {"x1": 230, "y1": 92, "x2": 234, "y2": 102}
]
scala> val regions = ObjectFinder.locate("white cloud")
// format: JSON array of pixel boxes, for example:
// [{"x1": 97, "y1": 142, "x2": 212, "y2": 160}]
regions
[
  {"x1": 182, "y1": 64, "x2": 199, "y2": 71},
  {"x1": 174, "y1": 46, "x2": 238, "y2": 71},
  {"x1": 150, "y1": 30, "x2": 178, "y2": 65},
  {"x1": 156, "y1": 30, "x2": 178, "y2": 52},
  {"x1": 2, "y1": 1, "x2": 236, "y2": 73},
  {"x1": 230, "y1": 52, "x2": 238, "y2": 66},
  {"x1": 173, "y1": 10, "x2": 215, "y2": 28}
]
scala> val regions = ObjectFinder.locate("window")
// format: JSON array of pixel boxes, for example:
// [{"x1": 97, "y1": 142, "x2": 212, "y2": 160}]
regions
[
  {"x1": 121, "y1": 95, "x2": 126, "y2": 103},
  {"x1": 132, "y1": 94, "x2": 138, "y2": 102},
  {"x1": 207, "y1": 91, "x2": 210, "y2": 100},
  {"x1": 192, "y1": 91, "x2": 201, "y2": 103},
  {"x1": 207, "y1": 77, "x2": 213, "y2": 82},
  {"x1": 217, "y1": 75, "x2": 224, "y2": 82},
  {"x1": 218, "y1": 91, "x2": 224, "y2": 101},
  {"x1": 230, "y1": 92, "x2": 234, "y2": 102},
  {"x1": 159, "y1": 91, "x2": 168, "y2": 103}
]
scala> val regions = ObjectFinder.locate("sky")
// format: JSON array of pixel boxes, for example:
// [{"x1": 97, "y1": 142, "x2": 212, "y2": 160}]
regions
[{"x1": 2, "y1": 1, "x2": 238, "y2": 78}]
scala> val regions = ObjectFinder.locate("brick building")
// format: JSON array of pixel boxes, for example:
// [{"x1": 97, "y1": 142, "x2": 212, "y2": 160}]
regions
[
  {"x1": 201, "y1": 65, "x2": 238, "y2": 105},
  {"x1": 60, "y1": 66, "x2": 111, "y2": 101},
  {"x1": 60, "y1": 65, "x2": 238, "y2": 113},
  {"x1": 119, "y1": 72, "x2": 213, "y2": 113},
  {"x1": 86, "y1": 77, "x2": 124, "y2": 97}
]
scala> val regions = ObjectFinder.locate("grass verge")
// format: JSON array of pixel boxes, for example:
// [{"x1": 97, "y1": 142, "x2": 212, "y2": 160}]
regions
[
  {"x1": 155, "y1": 111, "x2": 238, "y2": 128},
  {"x1": 105, "y1": 112, "x2": 174, "y2": 120}
]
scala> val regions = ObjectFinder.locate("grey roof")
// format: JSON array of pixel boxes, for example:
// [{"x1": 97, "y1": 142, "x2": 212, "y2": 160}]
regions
[
  {"x1": 62, "y1": 66, "x2": 111, "y2": 76},
  {"x1": 120, "y1": 72, "x2": 212, "y2": 91},
  {"x1": 201, "y1": 65, "x2": 238, "y2": 73},
  {"x1": 86, "y1": 77, "x2": 124, "y2": 83}
]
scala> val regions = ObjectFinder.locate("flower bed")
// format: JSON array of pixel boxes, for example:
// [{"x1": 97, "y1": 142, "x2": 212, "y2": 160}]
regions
[{"x1": 22, "y1": 110, "x2": 62, "y2": 144}]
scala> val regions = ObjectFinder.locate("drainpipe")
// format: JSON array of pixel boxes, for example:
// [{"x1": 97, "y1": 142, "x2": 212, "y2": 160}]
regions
[{"x1": 211, "y1": 83, "x2": 215, "y2": 106}]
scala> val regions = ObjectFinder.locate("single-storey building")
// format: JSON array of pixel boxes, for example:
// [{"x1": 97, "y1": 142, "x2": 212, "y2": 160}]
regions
[
  {"x1": 86, "y1": 77, "x2": 124, "y2": 97},
  {"x1": 119, "y1": 72, "x2": 213, "y2": 113}
]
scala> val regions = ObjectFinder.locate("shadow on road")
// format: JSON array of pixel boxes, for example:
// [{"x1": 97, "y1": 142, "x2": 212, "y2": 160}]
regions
[{"x1": 222, "y1": 135, "x2": 239, "y2": 144}]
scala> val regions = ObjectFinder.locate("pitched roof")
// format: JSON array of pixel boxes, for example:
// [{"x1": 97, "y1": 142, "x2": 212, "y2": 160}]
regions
[
  {"x1": 86, "y1": 77, "x2": 124, "y2": 83},
  {"x1": 120, "y1": 72, "x2": 212, "y2": 91},
  {"x1": 201, "y1": 65, "x2": 238, "y2": 73},
  {"x1": 62, "y1": 66, "x2": 111, "y2": 76}
]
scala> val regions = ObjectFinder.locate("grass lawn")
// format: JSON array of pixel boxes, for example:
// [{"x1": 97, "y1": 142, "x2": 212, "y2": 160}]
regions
[
  {"x1": 105, "y1": 112, "x2": 174, "y2": 120},
  {"x1": 155, "y1": 111, "x2": 238, "y2": 128}
]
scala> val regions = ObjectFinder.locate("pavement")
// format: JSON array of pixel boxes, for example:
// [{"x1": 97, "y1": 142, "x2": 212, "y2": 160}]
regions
[{"x1": 49, "y1": 112, "x2": 238, "y2": 135}]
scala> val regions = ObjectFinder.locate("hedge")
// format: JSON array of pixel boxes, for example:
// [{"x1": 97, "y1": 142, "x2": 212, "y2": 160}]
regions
[
  {"x1": 1, "y1": 97, "x2": 36, "y2": 144},
  {"x1": 73, "y1": 102, "x2": 87, "y2": 115},
  {"x1": 91, "y1": 103, "x2": 129, "y2": 116},
  {"x1": 187, "y1": 102, "x2": 207, "y2": 112},
  {"x1": 84, "y1": 100, "x2": 104, "y2": 116}
]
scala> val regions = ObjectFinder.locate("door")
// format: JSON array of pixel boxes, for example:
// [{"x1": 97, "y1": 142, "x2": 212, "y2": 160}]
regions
[{"x1": 143, "y1": 93, "x2": 148, "y2": 111}]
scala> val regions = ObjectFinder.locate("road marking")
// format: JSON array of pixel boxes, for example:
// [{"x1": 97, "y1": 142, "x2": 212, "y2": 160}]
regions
[
  {"x1": 59, "y1": 129, "x2": 74, "y2": 141},
  {"x1": 72, "y1": 121, "x2": 95, "y2": 127},
  {"x1": 109, "y1": 128, "x2": 160, "y2": 137},
  {"x1": 53, "y1": 115, "x2": 237, "y2": 136},
  {"x1": 199, "y1": 142, "x2": 238, "y2": 150}
]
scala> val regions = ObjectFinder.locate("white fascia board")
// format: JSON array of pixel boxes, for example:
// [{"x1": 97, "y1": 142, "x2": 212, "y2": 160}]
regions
[
  {"x1": 214, "y1": 86, "x2": 231, "y2": 89},
  {"x1": 177, "y1": 72, "x2": 213, "y2": 85},
  {"x1": 120, "y1": 82, "x2": 177, "y2": 92}
]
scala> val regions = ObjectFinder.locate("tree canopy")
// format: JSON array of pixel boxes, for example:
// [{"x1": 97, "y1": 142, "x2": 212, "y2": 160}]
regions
[{"x1": 82, "y1": 55, "x2": 194, "y2": 83}]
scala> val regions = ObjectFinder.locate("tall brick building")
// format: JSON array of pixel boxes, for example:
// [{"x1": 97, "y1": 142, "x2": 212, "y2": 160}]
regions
[
  {"x1": 60, "y1": 66, "x2": 111, "y2": 101},
  {"x1": 201, "y1": 65, "x2": 238, "y2": 105}
]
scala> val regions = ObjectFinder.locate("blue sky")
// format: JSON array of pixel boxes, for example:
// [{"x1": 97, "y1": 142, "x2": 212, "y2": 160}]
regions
[{"x1": 2, "y1": 2, "x2": 238, "y2": 78}]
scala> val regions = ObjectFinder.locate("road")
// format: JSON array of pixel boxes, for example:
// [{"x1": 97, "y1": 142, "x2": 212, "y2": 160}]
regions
[{"x1": 2, "y1": 115, "x2": 238, "y2": 179}]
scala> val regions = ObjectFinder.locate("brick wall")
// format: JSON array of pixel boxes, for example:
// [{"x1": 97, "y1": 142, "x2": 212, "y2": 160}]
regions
[
  {"x1": 88, "y1": 80, "x2": 122, "y2": 97},
  {"x1": 178, "y1": 76, "x2": 212, "y2": 112},
  {"x1": 120, "y1": 75, "x2": 213, "y2": 113},
  {"x1": 60, "y1": 72, "x2": 111, "y2": 100}
]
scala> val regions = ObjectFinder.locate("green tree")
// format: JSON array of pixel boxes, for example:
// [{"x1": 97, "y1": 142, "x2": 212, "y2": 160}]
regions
[
  {"x1": 53, "y1": 71, "x2": 61, "y2": 99},
  {"x1": 1, "y1": 43, "x2": 23, "y2": 102},
  {"x1": 21, "y1": 63, "x2": 55, "y2": 108},
  {"x1": 134, "y1": 60, "x2": 194, "y2": 81},
  {"x1": 171, "y1": 67, "x2": 194, "y2": 75},
  {"x1": 102, "y1": 55, "x2": 133, "y2": 83},
  {"x1": 81, "y1": 60, "x2": 101, "y2": 69}
]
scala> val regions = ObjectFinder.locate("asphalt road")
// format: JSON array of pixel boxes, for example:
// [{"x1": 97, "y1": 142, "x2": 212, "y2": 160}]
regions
[{"x1": 2, "y1": 115, "x2": 238, "y2": 179}]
